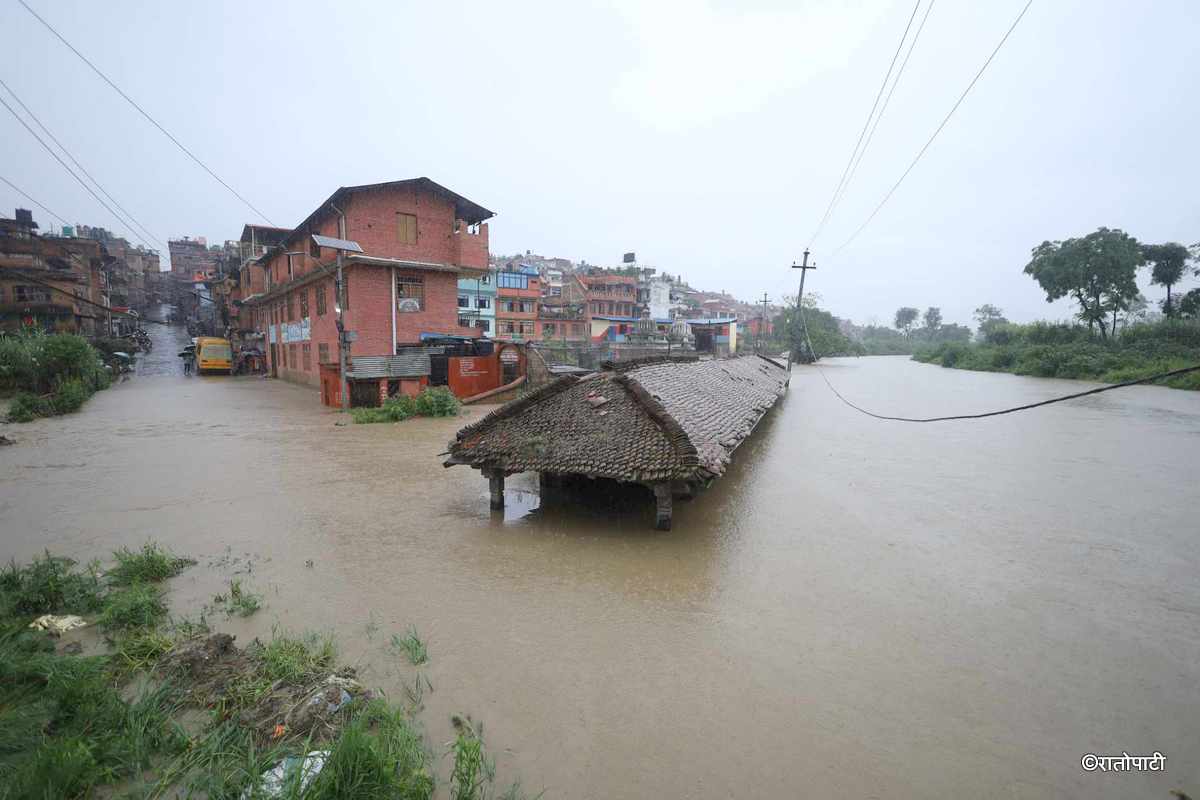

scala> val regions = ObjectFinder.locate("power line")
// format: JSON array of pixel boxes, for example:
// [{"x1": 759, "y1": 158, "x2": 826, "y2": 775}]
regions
[
  {"x1": 808, "y1": 0, "x2": 921, "y2": 248},
  {"x1": 0, "y1": 77, "x2": 165, "y2": 250},
  {"x1": 0, "y1": 173, "x2": 69, "y2": 226},
  {"x1": 0, "y1": 92, "x2": 154, "y2": 249},
  {"x1": 17, "y1": 0, "x2": 277, "y2": 227},
  {"x1": 833, "y1": 0, "x2": 1034, "y2": 256},
  {"x1": 793, "y1": 301, "x2": 1199, "y2": 422},
  {"x1": 834, "y1": 0, "x2": 936, "y2": 217}
]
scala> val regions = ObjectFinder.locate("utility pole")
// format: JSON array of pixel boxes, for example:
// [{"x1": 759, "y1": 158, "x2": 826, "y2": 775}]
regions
[
  {"x1": 785, "y1": 248, "x2": 817, "y2": 375},
  {"x1": 757, "y1": 292, "x2": 769, "y2": 353},
  {"x1": 334, "y1": 206, "x2": 350, "y2": 411}
]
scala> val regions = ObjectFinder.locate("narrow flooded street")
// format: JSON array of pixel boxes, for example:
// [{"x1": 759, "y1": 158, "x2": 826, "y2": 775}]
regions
[{"x1": 2, "y1": 322, "x2": 1197, "y2": 798}]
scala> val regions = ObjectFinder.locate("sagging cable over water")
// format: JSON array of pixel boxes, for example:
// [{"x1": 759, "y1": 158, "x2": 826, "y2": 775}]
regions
[{"x1": 794, "y1": 303, "x2": 1200, "y2": 423}]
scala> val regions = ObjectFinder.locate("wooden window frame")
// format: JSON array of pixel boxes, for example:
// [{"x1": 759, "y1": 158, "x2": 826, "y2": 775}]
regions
[
  {"x1": 299, "y1": 289, "x2": 309, "y2": 319},
  {"x1": 316, "y1": 284, "x2": 326, "y2": 316},
  {"x1": 397, "y1": 213, "x2": 418, "y2": 245}
]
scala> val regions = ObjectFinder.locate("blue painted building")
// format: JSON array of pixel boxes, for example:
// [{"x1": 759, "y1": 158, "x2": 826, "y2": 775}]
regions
[{"x1": 457, "y1": 268, "x2": 496, "y2": 337}]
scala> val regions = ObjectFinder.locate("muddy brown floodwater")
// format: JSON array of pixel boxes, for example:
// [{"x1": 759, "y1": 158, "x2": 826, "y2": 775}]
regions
[{"x1": 2, "y1": 323, "x2": 1198, "y2": 799}]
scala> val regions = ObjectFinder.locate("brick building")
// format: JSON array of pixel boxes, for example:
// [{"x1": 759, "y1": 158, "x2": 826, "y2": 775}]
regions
[
  {"x1": 582, "y1": 271, "x2": 637, "y2": 317},
  {"x1": 0, "y1": 209, "x2": 110, "y2": 336},
  {"x1": 495, "y1": 263, "x2": 539, "y2": 341},
  {"x1": 246, "y1": 178, "x2": 493, "y2": 388}
]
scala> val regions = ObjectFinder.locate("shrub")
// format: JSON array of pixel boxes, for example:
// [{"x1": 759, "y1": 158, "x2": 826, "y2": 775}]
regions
[
  {"x1": 99, "y1": 583, "x2": 168, "y2": 630},
  {"x1": 0, "y1": 335, "x2": 39, "y2": 391},
  {"x1": 37, "y1": 334, "x2": 96, "y2": 388},
  {"x1": 0, "y1": 552, "x2": 104, "y2": 616},
  {"x1": 51, "y1": 379, "x2": 91, "y2": 414},
  {"x1": 414, "y1": 386, "x2": 460, "y2": 417},
  {"x1": 7, "y1": 392, "x2": 50, "y2": 423}
]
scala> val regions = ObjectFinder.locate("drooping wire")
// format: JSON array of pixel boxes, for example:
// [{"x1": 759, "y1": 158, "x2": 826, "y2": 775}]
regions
[
  {"x1": 833, "y1": 0, "x2": 937, "y2": 217},
  {"x1": 0, "y1": 93, "x2": 154, "y2": 249},
  {"x1": 833, "y1": 0, "x2": 1034, "y2": 256},
  {"x1": 793, "y1": 301, "x2": 1200, "y2": 422},
  {"x1": 0, "y1": 77, "x2": 165, "y2": 250},
  {"x1": 17, "y1": 0, "x2": 277, "y2": 227},
  {"x1": 0, "y1": 173, "x2": 69, "y2": 226},
  {"x1": 807, "y1": 0, "x2": 922, "y2": 248}
]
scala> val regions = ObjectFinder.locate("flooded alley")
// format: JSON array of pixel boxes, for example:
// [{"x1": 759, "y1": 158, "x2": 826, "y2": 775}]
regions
[{"x1": 1, "y1": 330, "x2": 1198, "y2": 798}]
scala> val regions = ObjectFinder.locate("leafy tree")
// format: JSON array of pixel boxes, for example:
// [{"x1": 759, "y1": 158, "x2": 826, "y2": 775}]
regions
[
  {"x1": 1143, "y1": 242, "x2": 1190, "y2": 315},
  {"x1": 776, "y1": 296, "x2": 861, "y2": 362},
  {"x1": 922, "y1": 307, "x2": 942, "y2": 332},
  {"x1": 1023, "y1": 227, "x2": 1142, "y2": 339},
  {"x1": 894, "y1": 307, "x2": 919, "y2": 336},
  {"x1": 1179, "y1": 288, "x2": 1200, "y2": 319},
  {"x1": 972, "y1": 304, "x2": 1008, "y2": 340}
]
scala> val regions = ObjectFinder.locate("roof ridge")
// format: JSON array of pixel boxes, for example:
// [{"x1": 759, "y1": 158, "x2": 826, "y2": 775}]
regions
[
  {"x1": 754, "y1": 353, "x2": 787, "y2": 370},
  {"x1": 612, "y1": 373, "x2": 702, "y2": 480},
  {"x1": 450, "y1": 374, "x2": 580, "y2": 445},
  {"x1": 601, "y1": 355, "x2": 699, "y2": 373}
]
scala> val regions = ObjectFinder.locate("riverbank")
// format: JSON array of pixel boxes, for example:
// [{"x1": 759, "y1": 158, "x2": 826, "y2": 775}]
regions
[
  {"x1": 912, "y1": 319, "x2": 1200, "y2": 390},
  {"x1": 0, "y1": 542, "x2": 527, "y2": 799}
]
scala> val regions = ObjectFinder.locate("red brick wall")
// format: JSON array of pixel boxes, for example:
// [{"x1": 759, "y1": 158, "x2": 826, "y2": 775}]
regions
[{"x1": 257, "y1": 181, "x2": 492, "y2": 387}]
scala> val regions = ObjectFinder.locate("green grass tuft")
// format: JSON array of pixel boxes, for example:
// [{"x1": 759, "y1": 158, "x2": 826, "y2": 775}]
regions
[
  {"x1": 0, "y1": 551, "x2": 103, "y2": 617},
  {"x1": 258, "y1": 628, "x2": 337, "y2": 684},
  {"x1": 108, "y1": 542, "x2": 196, "y2": 585},
  {"x1": 100, "y1": 582, "x2": 168, "y2": 630},
  {"x1": 391, "y1": 627, "x2": 428, "y2": 666}
]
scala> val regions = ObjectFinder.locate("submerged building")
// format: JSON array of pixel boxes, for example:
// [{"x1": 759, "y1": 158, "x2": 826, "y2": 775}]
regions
[{"x1": 444, "y1": 355, "x2": 787, "y2": 529}]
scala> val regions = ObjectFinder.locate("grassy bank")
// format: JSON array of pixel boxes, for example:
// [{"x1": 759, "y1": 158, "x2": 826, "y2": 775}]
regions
[
  {"x1": 0, "y1": 542, "x2": 531, "y2": 799},
  {"x1": 912, "y1": 320, "x2": 1200, "y2": 390},
  {"x1": 0, "y1": 332, "x2": 112, "y2": 422}
]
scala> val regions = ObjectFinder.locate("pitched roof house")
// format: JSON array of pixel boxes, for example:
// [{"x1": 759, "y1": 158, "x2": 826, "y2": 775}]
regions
[{"x1": 445, "y1": 355, "x2": 787, "y2": 528}]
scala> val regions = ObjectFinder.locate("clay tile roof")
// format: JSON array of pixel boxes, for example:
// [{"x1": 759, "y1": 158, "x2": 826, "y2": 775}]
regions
[{"x1": 445, "y1": 355, "x2": 786, "y2": 485}]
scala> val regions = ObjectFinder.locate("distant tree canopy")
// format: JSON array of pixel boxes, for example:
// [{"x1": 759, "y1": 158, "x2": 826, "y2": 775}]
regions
[
  {"x1": 1023, "y1": 227, "x2": 1143, "y2": 339},
  {"x1": 1143, "y1": 242, "x2": 1190, "y2": 315},
  {"x1": 973, "y1": 304, "x2": 1008, "y2": 340},
  {"x1": 773, "y1": 296, "x2": 861, "y2": 362},
  {"x1": 922, "y1": 307, "x2": 942, "y2": 331},
  {"x1": 894, "y1": 307, "x2": 919, "y2": 335}
]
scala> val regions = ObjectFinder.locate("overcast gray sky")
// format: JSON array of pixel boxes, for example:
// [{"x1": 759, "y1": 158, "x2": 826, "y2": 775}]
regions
[{"x1": 2, "y1": 0, "x2": 1197, "y2": 327}]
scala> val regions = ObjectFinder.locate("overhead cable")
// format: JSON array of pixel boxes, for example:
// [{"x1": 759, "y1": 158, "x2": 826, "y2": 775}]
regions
[
  {"x1": 808, "y1": 0, "x2": 922, "y2": 248},
  {"x1": 0, "y1": 76, "x2": 165, "y2": 250},
  {"x1": 833, "y1": 0, "x2": 1034, "y2": 256},
  {"x1": 17, "y1": 0, "x2": 277, "y2": 226}
]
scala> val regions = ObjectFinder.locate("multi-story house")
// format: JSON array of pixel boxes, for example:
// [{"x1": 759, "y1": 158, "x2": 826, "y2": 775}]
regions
[
  {"x1": 495, "y1": 263, "x2": 539, "y2": 341},
  {"x1": 246, "y1": 177, "x2": 493, "y2": 392},
  {"x1": 457, "y1": 268, "x2": 496, "y2": 337}
]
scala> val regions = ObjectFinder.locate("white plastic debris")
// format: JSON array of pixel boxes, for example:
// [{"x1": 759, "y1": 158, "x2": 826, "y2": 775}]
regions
[
  {"x1": 28, "y1": 614, "x2": 87, "y2": 636},
  {"x1": 241, "y1": 751, "x2": 328, "y2": 799}
]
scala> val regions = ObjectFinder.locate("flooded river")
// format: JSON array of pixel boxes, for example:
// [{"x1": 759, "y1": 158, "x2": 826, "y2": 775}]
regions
[{"x1": 2, "y1": 323, "x2": 1198, "y2": 798}]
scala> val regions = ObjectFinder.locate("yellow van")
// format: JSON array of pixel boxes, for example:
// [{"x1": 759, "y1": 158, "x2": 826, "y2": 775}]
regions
[{"x1": 194, "y1": 337, "x2": 233, "y2": 374}]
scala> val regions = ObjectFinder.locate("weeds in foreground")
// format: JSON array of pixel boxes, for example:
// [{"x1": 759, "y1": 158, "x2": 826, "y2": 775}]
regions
[
  {"x1": 448, "y1": 715, "x2": 494, "y2": 800},
  {"x1": 210, "y1": 578, "x2": 264, "y2": 618},
  {"x1": 115, "y1": 628, "x2": 174, "y2": 672},
  {"x1": 109, "y1": 542, "x2": 196, "y2": 585},
  {"x1": 404, "y1": 672, "x2": 434, "y2": 709},
  {"x1": 392, "y1": 627, "x2": 428, "y2": 665},
  {"x1": 258, "y1": 628, "x2": 337, "y2": 684},
  {"x1": 99, "y1": 582, "x2": 167, "y2": 630},
  {"x1": 0, "y1": 551, "x2": 103, "y2": 616}
]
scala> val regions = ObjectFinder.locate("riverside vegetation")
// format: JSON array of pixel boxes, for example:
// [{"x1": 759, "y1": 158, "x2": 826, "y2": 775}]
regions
[
  {"x1": 0, "y1": 331, "x2": 112, "y2": 422},
  {"x1": 0, "y1": 541, "x2": 533, "y2": 799}
]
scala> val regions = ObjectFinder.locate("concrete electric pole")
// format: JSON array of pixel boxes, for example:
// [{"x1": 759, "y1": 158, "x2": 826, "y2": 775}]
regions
[
  {"x1": 757, "y1": 292, "x2": 769, "y2": 353},
  {"x1": 785, "y1": 249, "x2": 817, "y2": 375}
]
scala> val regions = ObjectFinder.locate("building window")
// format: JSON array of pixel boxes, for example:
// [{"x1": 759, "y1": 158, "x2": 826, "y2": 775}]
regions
[
  {"x1": 14, "y1": 286, "x2": 52, "y2": 303},
  {"x1": 480, "y1": 273, "x2": 490, "y2": 285},
  {"x1": 457, "y1": 295, "x2": 470, "y2": 308},
  {"x1": 474, "y1": 319, "x2": 490, "y2": 332},
  {"x1": 396, "y1": 273, "x2": 424, "y2": 312},
  {"x1": 318, "y1": 342, "x2": 330, "y2": 364},
  {"x1": 458, "y1": 315, "x2": 472, "y2": 328},
  {"x1": 299, "y1": 289, "x2": 309, "y2": 319},
  {"x1": 397, "y1": 213, "x2": 417, "y2": 245},
  {"x1": 286, "y1": 292, "x2": 295, "y2": 321},
  {"x1": 520, "y1": 322, "x2": 535, "y2": 336},
  {"x1": 302, "y1": 343, "x2": 312, "y2": 371},
  {"x1": 316, "y1": 284, "x2": 326, "y2": 316},
  {"x1": 543, "y1": 323, "x2": 555, "y2": 335},
  {"x1": 476, "y1": 297, "x2": 490, "y2": 309},
  {"x1": 497, "y1": 272, "x2": 529, "y2": 290}
]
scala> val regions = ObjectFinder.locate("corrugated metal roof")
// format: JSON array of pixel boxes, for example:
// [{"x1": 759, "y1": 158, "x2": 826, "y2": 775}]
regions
[{"x1": 346, "y1": 352, "x2": 431, "y2": 379}]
